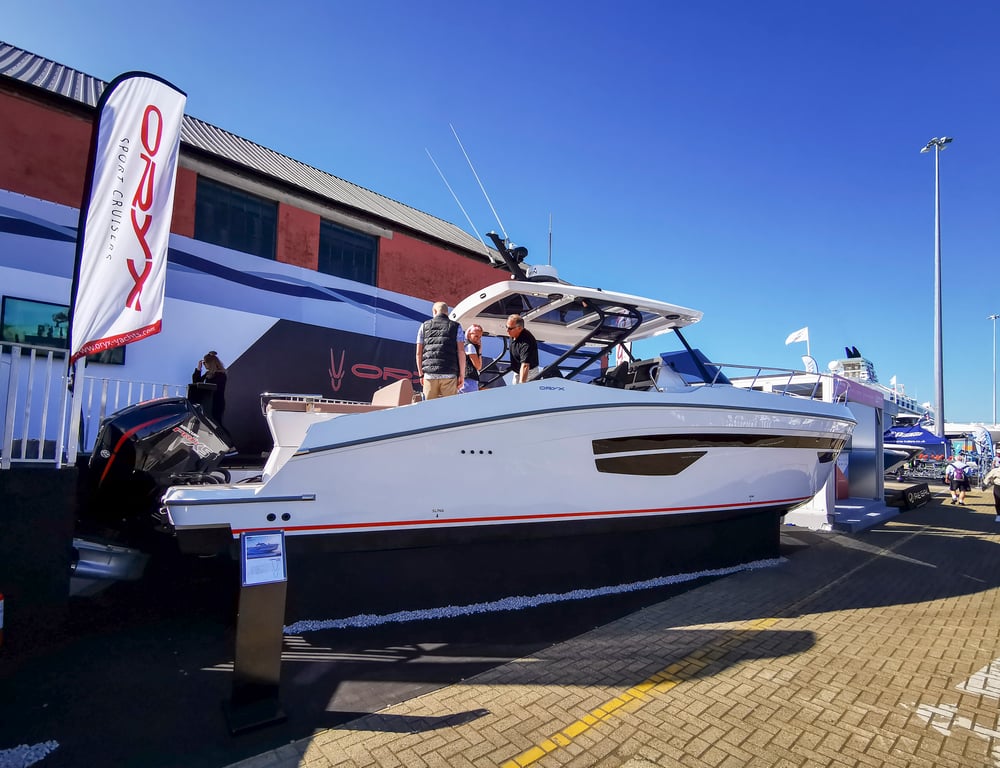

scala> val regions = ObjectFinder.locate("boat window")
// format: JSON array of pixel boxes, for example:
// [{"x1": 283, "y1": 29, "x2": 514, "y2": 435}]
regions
[{"x1": 478, "y1": 294, "x2": 539, "y2": 320}]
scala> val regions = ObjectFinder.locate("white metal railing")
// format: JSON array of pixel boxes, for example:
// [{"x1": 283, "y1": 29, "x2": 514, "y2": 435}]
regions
[
  {"x1": 713, "y1": 362, "x2": 834, "y2": 400},
  {"x1": 1, "y1": 344, "x2": 186, "y2": 469}
]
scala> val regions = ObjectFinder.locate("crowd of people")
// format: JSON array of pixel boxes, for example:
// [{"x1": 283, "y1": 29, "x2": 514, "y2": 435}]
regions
[{"x1": 415, "y1": 301, "x2": 538, "y2": 400}]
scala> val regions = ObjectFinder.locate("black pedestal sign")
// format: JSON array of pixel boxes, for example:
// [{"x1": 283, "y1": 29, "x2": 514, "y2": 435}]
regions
[{"x1": 224, "y1": 530, "x2": 288, "y2": 735}]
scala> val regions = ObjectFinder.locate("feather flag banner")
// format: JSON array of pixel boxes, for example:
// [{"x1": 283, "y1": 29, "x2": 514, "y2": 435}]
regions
[{"x1": 69, "y1": 72, "x2": 187, "y2": 364}]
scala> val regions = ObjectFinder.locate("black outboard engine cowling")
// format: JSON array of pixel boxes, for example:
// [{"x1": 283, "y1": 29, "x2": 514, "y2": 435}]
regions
[{"x1": 84, "y1": 397, "x2": 236, "y2": 545}]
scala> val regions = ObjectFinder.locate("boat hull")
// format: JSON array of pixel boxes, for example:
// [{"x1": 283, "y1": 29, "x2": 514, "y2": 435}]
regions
[
  {"x1": 159, "y1": 380, "x2": 852, "y2": 618},
  {"x1": 277, "y1": 505, "x2": 784, "y2": 622},
  {"x1": 164, "y1": 383, "x2": 849, "y2": 551}
]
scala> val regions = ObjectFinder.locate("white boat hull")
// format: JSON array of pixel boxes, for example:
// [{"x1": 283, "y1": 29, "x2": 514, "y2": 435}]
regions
[{"x1": 162, "y1": 379, "x2": 853, "y2": 555}]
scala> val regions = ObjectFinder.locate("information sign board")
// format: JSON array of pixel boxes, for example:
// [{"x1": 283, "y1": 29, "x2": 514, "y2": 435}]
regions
[{"x1": 240, "y1": 531, "x2": 287, "y2": 587}]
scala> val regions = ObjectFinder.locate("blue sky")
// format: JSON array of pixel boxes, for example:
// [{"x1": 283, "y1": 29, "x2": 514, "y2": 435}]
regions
[{"x1": 5, "y1": 1, "x2": 999, "y2": 423}]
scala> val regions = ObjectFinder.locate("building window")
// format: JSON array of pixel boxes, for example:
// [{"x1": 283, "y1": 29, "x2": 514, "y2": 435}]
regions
[
  {"x1": 195, "y1": 177, "x2": 277, "y2": 260},
  {"x1": 318, "y1": 221, "x2": 377, "y2": 285}
]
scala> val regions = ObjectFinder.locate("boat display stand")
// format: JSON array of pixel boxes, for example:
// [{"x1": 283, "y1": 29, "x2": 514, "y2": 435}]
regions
[{"x1": 224, "y1": 533, "x2": 288, "y2": 735}]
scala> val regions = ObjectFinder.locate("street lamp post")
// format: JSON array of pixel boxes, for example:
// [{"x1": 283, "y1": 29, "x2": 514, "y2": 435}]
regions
[
  {"x1": 991, "y1": 314, "x2": 999, "y2": 426},
  {"x1": 921, "y1": 136, "x2": 953, "y2": 438}
]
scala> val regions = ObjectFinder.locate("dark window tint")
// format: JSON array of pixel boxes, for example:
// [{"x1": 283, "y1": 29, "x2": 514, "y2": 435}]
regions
[
  {"x1": 195, "y1": 177, "x2": 277, "y2": 260},
  {"x1": 318, "y1": 221, "x2": 377, "y2": 285}
]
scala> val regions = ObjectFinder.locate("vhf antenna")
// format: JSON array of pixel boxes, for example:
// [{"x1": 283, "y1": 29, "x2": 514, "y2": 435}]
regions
[
  {"x1": 450, "y1": 123, "x2": 508, "y2": 242},
  {"x1": 425, "y1": 148, "x2": 485, "y2": 248}
]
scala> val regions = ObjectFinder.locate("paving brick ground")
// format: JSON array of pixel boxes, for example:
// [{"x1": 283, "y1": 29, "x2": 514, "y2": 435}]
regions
[{"x1": 226, "y1": 486, "x2": 1000, "y2": 768}]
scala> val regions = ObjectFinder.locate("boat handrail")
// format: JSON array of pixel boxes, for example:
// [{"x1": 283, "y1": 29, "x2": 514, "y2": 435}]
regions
[
  {"x1": 260, "y1": 392, "x2": 335, "y2": 414},
  {"x1": 260, "y1": 379, "x2": 415, "y2": 416},
  {"x1": 266, "y1": 399, "x2": 388, "y2": 416},
  {"x1": 707, "y1": 363, "x2": 832, "y2": 401}
]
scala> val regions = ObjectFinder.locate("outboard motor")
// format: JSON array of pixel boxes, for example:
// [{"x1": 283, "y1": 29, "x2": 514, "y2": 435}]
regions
[{"x1": 83, "y1": 397, "x2": 235, "y2": 546}]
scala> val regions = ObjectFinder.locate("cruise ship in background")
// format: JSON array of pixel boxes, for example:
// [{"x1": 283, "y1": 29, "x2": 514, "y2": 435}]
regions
[{"x1": 827, "y1": 347, "x2": 932, "y2": 428}]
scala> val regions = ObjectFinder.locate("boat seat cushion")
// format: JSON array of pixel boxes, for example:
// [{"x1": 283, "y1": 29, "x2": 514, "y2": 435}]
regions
[{"x1": 371, "y1": 378, "x2": 413, "y2": 407}]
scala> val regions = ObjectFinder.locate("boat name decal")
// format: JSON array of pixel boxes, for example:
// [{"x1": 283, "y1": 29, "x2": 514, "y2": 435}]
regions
[{"x1": 539, "y1": 385, "x2": 565, "y2": 391}]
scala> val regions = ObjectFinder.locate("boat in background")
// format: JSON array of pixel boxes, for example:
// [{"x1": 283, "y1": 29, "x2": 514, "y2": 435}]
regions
[{"x1": 93, "y1": 234, "x2": 858, "y2": 619}]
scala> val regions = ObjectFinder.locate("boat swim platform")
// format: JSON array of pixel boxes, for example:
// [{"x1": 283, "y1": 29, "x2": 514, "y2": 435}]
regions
[
  {"x1": 220, "y1": 478, "x2": 1000, "y2": 768},
  {"x1": 784, "y1": 480, "x2": 934, "y2": 533}
]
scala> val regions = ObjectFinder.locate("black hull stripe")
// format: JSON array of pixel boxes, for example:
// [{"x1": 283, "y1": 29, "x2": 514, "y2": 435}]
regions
[
  {"x1": 596, "y1": 451, "x2": 706, "y2": 475},
  {"x1": 592, "y1": 434, "x2": 847, "y2": 454}
]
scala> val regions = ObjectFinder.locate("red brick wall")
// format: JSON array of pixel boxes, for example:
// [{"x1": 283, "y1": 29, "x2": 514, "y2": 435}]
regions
[
  {"x1": 0, "y1": 88, "x2": 493, "y2": 297},
  {"x1": 276, "y1": 203, "x2": 319, "y2": 269},
  {"x1": 0, "y1": 91, "x2": 198, "y2": 242},
  {"x1": 379, "y1": 231, "x2": 500, "y2": 305},
  {"x1": 0, "y1": 91, "x2": 91, "y2": 207},
  {"x1": 170, "y1": 166, "x2": 197, "y2": 237}
]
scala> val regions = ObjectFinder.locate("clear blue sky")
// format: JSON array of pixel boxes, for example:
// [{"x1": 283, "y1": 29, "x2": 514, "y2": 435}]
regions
[{"x1": 5, "y1": 1, "x2": 999, "y2": 423}]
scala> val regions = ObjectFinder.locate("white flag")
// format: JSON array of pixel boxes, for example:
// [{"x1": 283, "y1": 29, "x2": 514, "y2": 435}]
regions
[
  {"x1": 889, "y1": 375, "x2": 897, "y2": 387},
  {"x1": 785, "y1": 327, "x2": 809, "y2": 346},
  {"x1": 801, "y1": 355, "x2": 818, "y2": 373},
  {"x1": 70, "y1": 72, "x2": 187, "y2": 364}
]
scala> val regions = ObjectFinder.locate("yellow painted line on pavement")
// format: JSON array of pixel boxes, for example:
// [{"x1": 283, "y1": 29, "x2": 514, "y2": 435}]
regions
[{"x1": 500, "y1": 617, "x2": 780, "y2": 768}]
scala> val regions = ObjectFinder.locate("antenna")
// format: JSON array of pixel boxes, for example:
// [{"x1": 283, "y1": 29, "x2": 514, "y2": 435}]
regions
[
  {"x1": 426, "y1": 148, "x2": 485, "y2": 247},
  {"x1": 450, "y1": 123, "x2": 508, "y2": 241},
  {"x1": 548, "y1": 213, "x2": 552, "y2": 266}
]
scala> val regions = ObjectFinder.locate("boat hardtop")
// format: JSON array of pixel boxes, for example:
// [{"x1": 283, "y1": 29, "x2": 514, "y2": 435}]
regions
[{"x1": 451, "y1": 279, "x2": 703, "y2": 347}]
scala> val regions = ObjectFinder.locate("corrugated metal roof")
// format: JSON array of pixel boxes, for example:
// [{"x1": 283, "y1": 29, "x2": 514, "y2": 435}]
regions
[{"x1": 0, "y1": 41, "x2": 492, "y2": 260}]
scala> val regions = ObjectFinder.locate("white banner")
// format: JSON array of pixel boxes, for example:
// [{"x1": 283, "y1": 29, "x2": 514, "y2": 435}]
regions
[
  {"x1": 784, "y1": 326, "x2": 809, "y2": 346},
  {"x1": 70, "y1": 72, "x2": 186, "y2": 364}
]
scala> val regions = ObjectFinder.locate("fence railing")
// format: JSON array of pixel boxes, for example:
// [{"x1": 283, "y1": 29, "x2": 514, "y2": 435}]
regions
[{"x1": 1, "y1": 344, "x2": 185, "y2": 469}]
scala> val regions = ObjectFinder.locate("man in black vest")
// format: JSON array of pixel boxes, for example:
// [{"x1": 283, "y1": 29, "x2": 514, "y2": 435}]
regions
[{"x1": 415, "y1": 301, "x2": 466, "y2": 399}]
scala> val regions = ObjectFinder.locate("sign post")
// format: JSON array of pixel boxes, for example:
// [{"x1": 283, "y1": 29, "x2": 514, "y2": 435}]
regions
[{"x1": 224, "y1": 531, "x2": 288, "y2": 735}]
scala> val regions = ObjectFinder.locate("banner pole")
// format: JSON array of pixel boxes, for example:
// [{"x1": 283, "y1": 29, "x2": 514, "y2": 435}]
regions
[{"x1": 64, "y1": 359, "x2": 86, "y2": 467}]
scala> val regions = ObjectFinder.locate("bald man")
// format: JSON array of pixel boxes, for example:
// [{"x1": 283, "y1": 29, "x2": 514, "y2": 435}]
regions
[{"x1": 415, "y1": 301, "x2": 466, "y2": 399}]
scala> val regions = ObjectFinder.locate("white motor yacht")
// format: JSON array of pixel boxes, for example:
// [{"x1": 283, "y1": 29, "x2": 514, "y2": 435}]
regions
[{"x1": 155, "y1": 237, "x2": 857, "y2": 616}]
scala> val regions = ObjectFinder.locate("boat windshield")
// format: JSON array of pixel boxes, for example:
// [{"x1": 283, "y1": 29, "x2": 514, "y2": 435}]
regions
[
  {"x1": 474, "y1": 294, "x2": 649, "y2": 343},
  {"x1": 453, "y1": 278, "x2": 708, "y2": 387}
]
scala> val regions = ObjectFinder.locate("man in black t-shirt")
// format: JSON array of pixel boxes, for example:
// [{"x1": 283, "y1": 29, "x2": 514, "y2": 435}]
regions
[{"x1": 506, "y1": 314, "x2": 539, "y2": 383}]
